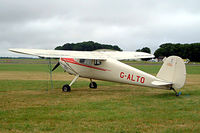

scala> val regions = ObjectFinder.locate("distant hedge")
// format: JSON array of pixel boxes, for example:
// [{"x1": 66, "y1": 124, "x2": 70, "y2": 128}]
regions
[
  {"x1": 55, "y1": 41, "x2": 122, "y2": 51},
  {"x1": 154, "y1": 43, "x2": 200, "y2": 62}
]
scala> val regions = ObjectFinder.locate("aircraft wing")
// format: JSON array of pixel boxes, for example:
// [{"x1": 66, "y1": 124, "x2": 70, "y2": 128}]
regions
[{"x1": 9, "y1": 48, "x2": 154, "y2": 60}]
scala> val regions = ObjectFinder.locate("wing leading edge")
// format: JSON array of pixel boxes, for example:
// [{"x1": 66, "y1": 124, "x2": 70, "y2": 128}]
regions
[{"x1": 9, "y1": 48, "x2": 154, "y2": 60}]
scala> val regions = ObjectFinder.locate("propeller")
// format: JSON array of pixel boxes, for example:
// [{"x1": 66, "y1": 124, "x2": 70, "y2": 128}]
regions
[{"x1": 52, "y1": 62, "x2": 60, "y2": 71}]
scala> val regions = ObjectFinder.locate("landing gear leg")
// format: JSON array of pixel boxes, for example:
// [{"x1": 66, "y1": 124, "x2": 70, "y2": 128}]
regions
[
  {"x1": 62, "y1": 75, "x2": 79, "y2": 92},
  {"x1": 170, "y1": 87, "x2": 181, "y2": 96},
  {"x1": 89, "y1": 79, "x2": 97, "y2": 89}
]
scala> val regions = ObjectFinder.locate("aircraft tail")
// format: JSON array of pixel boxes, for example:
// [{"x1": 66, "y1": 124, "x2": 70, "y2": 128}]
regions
[{"x1": 156, "y1": 56, "x2": 186, "y2": 89}]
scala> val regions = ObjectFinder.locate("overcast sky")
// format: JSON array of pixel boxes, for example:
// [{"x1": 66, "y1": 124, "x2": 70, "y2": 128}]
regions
[{"x1": 0, "y1": 0, "x2": 200, "y2": 57}]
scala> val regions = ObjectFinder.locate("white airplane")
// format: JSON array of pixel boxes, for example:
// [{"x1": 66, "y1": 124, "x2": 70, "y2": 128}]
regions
[{"x1": 9, "y1": 48, "x2": 186, "y2": 96}]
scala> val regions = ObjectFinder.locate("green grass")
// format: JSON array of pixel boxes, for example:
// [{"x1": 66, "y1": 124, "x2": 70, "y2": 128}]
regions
[
  {"x1": 0, "y1": 59, "x2": 200, "y2": 132},
  {"x1": 0, "y1": 63, "x2": 199, "y2": 74},
  {"x1": 0, "y1": 80, "x2": 118, "y2": 92},
  {"x1": 131, "y1": 65, "x2": 200, "y2": 74},
  {"x1": 0, "y1": 64, "x2": 63, "y2": 72},
  {"x1": 0, "y1": 81, "x2": 199, "y2": 133},
  {"x1": 186, "y1": 65, "x2": 200, "y2": 74}
]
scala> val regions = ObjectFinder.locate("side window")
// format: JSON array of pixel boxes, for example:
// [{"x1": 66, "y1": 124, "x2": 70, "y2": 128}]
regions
[
  {"x1": 79, "y1": 59, "x2": 85, "y2": 64},
  {"x1": 79, "y1": 59, "x2": 92, "y2": 65},
  {"x1": 94, "y1": 60, "x2": 101, "y2": 65}
]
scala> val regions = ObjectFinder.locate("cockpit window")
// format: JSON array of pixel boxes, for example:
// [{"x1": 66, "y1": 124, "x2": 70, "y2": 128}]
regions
[
  {"x1": 79, "y1": 59, "x2": 85, "y2": 64},
  {"x1": 94, "y1": 60, "x2": 101, "y2": 65},
  {"x1": 79, "y1": 59, "x2": 92, "y2": 65}
]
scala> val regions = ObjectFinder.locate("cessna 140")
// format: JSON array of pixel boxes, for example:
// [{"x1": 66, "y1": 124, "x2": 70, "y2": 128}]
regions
[{"x1": 9, "y1": 48, "x2": 186, "y2": 96}]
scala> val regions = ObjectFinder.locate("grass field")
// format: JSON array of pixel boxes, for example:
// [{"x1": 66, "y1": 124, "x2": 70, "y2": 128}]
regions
[{"x1": 0, "y1": 59, "x2": 200, "y2": 133}]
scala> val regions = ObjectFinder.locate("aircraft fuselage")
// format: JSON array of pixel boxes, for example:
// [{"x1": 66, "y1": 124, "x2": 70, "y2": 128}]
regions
[{"x1": 59, "y1": 58, "x2": 169, "y2": 90}]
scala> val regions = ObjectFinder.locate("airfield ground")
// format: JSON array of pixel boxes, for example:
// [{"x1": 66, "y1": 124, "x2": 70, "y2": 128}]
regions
[{"x1": 0, "y1": 59, "x2": 200, "y2": 133}]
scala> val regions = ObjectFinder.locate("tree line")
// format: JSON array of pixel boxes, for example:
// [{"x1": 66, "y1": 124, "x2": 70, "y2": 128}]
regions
[
  {"x1": 55, "y1": 41, "x2": 200, "y2": 62},
  {"x1": 154, "y1": 43, "x2": 200, "y2": 62},
  {"x1": 136, "y1": 47, "x2": 151, "y2": 54},
  {"x1": 55, "y1": 41, "x2": 122, "y2": 51}
]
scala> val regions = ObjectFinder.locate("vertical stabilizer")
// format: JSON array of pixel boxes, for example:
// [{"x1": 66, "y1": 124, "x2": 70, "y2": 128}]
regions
[{"x1": 156, "y1": 56, "x2": 186, "y2": 89}]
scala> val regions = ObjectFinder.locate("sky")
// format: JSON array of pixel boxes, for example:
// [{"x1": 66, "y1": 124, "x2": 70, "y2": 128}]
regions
[{"x1": 0, "y1": 0, "x2": 200, "y2": 57}]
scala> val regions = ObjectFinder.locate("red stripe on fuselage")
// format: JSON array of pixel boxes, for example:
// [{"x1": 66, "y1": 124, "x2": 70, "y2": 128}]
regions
[{"x1": 61, "y1": 58, "x2": 110, "y2": 71}]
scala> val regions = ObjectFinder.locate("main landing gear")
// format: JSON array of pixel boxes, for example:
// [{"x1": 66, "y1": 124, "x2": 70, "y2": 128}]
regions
[
  {"x1": 89, "y1": 79, "x2": 97, "y2": 89},
  {"x1": 62, "y1": 76, "x2": 98, "y2": 92},
  {"x1": 170, "y1": 87, "x2": 182, "y2": 96},
  {"x1": 62, "y1": 75, "x2": 79, "y2": 92}
]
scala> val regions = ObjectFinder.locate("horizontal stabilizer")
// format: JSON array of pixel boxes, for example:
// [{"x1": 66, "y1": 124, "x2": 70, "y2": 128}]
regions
[{"x1": 152, "y1": 81, "x2": 172, "y2": 86}]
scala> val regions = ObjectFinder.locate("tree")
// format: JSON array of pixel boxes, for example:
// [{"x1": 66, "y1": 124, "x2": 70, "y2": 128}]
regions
[
  {"x1": 55, "y1": 41, "x2": 123, "y2": 51},
  {"x1": 154, "y1": 43, "x2": 200, "y2": 62},
  {"x1": 136, "y1": 47, "x2": 151, "y2": 54}
]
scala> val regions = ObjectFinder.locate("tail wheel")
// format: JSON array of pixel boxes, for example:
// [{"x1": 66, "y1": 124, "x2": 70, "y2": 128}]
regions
[
  {"x1": 62, "y1": 84, "x2": 71, "y2": 92},
  {"x1": 89, "y1": 82, "x2": 97, "y2": 89}
]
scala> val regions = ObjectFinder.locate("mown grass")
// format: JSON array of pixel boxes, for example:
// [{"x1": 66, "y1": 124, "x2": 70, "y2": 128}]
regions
[
  {"x1": 0, "y1": 59, "x2": 200, "y2": 132},
  {"x1": 0, "y1": 80, "x2": 119, "y2": 92},
  {"x1": 0, "y1": 79, "x2": 200, "y2": 133},
  {"x1": 0, "y1": 63, "x2": 199, "y2": 74},
  {"x1": 132, "y1": 65, "x2": 200, "y2": 74},
  {"x1": 0, "y1": 64, "x2": 63, "y2": 72}
]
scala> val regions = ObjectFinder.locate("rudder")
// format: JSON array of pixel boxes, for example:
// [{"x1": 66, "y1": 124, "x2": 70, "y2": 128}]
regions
[{"x1": 156, "y1": 56, "x2": 186, "y2": 89}]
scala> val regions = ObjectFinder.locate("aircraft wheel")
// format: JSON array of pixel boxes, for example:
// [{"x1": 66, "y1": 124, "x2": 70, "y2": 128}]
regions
[
  {"x1": 62, "y1": 84, "x2": 71, "y2": 92},
  {"x1": 89, "y1": 82, "x2": 97, "y2": 89}
]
